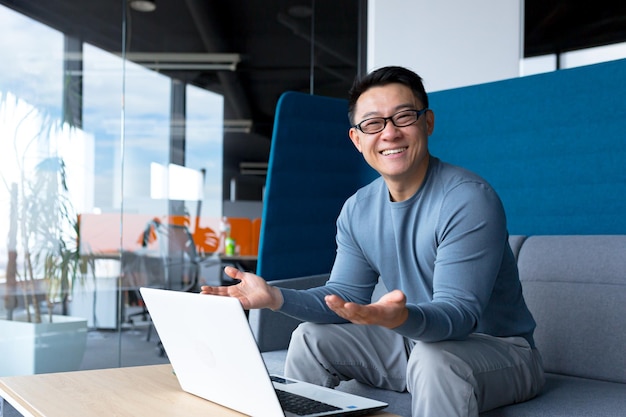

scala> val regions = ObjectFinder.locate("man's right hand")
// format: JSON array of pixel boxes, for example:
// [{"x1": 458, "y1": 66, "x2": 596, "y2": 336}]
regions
[
  {"x1": 325, "y1": 289, "x2": 409, "y2": 329},
  {"x1": 200, "y1": 266, "x2": 284, "y2": 311}
]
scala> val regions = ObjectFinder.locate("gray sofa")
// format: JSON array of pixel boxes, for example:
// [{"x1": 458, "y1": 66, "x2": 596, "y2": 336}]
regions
[{"x1": 255, "y1": 235, "x2": 626, "y2": 417}]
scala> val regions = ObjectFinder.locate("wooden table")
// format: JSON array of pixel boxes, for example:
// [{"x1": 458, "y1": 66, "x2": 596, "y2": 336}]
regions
[{"x1": 0, "y1": 365, "x2": 398, "y2": 417}]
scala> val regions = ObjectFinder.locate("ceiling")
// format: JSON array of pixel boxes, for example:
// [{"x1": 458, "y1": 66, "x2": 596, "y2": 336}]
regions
[
  {"x1": 524, "y1": 2, "x2": 626, "y2": 57},
  {"x1": 5, "y1": 0, "x2": 626, "y2": 133},
  {"x1": 2, "y1": 0, "x2": 363, "y2": 136},
  {"x1": 3, "y1": 0, "x2": 626, "y2": 197}
]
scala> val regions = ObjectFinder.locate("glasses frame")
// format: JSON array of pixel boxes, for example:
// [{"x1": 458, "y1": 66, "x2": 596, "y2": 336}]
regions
[{"x1": 353, "y1": 108, "x2": 429, "y2": 134}]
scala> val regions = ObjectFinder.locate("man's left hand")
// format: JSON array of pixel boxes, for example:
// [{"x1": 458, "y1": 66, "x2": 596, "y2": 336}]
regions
[{"x1": 325, "y1": 289, "x2": 409, "y2": 329}]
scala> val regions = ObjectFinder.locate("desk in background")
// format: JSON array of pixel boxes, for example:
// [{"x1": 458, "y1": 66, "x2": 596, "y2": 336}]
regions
[
  {"x1": 199, "y1": 254, "x2": 258, "y2": 287},
  {"x1": 219, "y1": 254, "x2": 257, "y2": 272},
  {"x1": 0, "y1": 365, "x2": 398, "y2": 417}
]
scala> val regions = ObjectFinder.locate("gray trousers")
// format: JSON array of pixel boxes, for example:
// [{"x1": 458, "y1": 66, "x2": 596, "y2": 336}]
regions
[{"x1": 284, "y1": 323, "x2": 544, "y2": 417}]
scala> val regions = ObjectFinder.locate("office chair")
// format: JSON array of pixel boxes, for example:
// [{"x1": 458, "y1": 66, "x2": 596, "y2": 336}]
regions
[
  {"x1": 124, "y1": 218, "x2": 218, "y2": 353},
  {"x1": 126, "y1": 217, "x2": 209, "y2": 289},
  {"x1": 149, "y1": 219, "x2": 199, "y2": 291}
]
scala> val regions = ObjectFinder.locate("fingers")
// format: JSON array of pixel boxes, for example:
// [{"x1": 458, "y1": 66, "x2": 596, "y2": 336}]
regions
[
  {"x1": 223, "y1": 265, "x2": 244, "y2": 280},
  {"x1": 380, "y1": 289, "x2": 406, "y2": 304},
  {"x1": 199, "y1": 285, "x2": 231, "y2": 296},
  {"x1": 199, "y1": 268, "x2": 276, "y2": 311},
  {"x1": 325, "y1": 294, "x2": 367, "y2": 323},
  {"x1": 325, "y1": 291, "x2": 409, "y2": 328},
  {"x1": 324, "y1": 294, "x2": 345, "y2": 309},
  {"x1": 199, "y1": 267, "x2": 244, "y2": 295}
]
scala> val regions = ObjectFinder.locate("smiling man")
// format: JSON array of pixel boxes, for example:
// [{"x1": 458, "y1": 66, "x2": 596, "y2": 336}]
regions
[
  {"x1": 201, "y1": 66, "x2": 545, "y2": 417},
  {"x1": 348, "y1": 80, "x2": 432, "y2": 203}
]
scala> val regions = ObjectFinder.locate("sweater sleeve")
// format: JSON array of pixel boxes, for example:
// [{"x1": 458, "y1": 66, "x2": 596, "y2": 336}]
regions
[{"x1": 394, "y1": 181, "x2": 507, "y2": 341}]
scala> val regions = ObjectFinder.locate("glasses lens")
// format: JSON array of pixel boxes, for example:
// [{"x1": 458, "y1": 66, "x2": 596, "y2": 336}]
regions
[
  {"x1": 360, "y1": 118, "x2": 386, "y2": 134},
  {"x1": 392, "y1": 110, "x2": 418, "y2": 127}
]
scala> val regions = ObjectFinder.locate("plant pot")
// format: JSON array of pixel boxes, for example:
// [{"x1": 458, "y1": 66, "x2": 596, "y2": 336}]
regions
[{"x1": 0, "y1": 313, "x2": 88, "y2": 377}]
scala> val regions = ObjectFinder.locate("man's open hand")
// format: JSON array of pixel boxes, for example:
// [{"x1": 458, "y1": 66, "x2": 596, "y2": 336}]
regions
[
  {"x1": 200, "y1": 266, "x2": 283, "y2": 310},
  {"x1": 324, "y1": 289, "x2": 409, "y2": 329}
]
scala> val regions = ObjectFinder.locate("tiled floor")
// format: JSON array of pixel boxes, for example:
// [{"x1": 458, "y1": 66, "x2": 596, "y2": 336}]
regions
[{"x1": 79, "y1": 321, "x2": 171, "y2": 371}]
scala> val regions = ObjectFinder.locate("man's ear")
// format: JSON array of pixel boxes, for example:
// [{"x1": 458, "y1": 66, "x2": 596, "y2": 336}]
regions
[
  {"x1": 426, "y1": 109, "x2": 435, "y2": 136},
  {"x1": 348, "y1": 127, "x2": 363, "y2": 153}
]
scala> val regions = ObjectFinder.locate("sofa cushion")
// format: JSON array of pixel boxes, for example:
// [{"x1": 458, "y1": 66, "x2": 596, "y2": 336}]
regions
[
  {"x1": 517, "y1": 235, "x2": 626, "y2": 383},
  {"x1": 481, "y1": 374, "x2": 626, "y2": 417},
  {"x1": 259, "y1": 235, "x2": 626, "y2": 416},
  {"x1": 338, "y1": 374, "x2": 626, "y2": 417},
  {"x1": 263, "y1": 352, "x2": 626, "y2": 417}
]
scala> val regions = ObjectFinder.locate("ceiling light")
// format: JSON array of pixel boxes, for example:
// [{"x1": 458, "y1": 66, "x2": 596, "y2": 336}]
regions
[
  {"x1": 123, "y1": 52, "x2": 242, "y2": 71},
  {"x1": 129, "y1": 0, "x2": 156, "y2": 13},
  {"x1": 225, "y1": 119, "x2": 253, "y2": 133}
]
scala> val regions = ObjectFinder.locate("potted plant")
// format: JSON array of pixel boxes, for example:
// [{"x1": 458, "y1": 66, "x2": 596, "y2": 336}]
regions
[{"x1": 0, "y1": 92, "x2": 91, "y2": 376}]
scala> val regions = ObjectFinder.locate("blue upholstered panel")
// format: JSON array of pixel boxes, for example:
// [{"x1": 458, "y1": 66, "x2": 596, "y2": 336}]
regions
[
  {"x1": 429, "y1": 58, "x2": 626, "y2": 235},
  {"x1": 257, "y1": 92, "x2": 377, "y2": 280},
  {"x1": 259, "y1": 61, "x2": 626, "y2": 281}
]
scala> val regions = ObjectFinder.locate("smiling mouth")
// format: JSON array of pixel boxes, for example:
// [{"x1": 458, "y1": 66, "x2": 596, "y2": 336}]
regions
[{"x1": 381, "y1": 147, "x2": 407, "y2": 156}]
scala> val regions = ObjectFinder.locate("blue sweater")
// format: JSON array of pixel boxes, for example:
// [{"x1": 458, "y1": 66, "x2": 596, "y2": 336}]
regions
[{"x1": 279, "y1": 157, "x2": 536, "y2": 347}]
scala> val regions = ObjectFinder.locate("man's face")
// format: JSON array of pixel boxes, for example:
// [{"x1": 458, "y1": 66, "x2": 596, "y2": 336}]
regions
[{"x1": 349, "y1": 83, "x2": 434, "y2": 193}]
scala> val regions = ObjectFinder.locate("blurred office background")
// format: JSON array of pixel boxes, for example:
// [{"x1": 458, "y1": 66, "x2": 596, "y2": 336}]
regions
[{"x1": 0, "y1": 0, "x2": 625, "y2": 375}]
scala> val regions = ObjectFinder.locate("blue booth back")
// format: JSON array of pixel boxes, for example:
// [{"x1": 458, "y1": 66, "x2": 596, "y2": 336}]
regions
[
  {"x1": 256, "y1": 92, "x2": 377, "y2": 280},
  {"x1": 428, "y1": 58, "x2": 626, "y2": 235},
  {"x1": 258, "y1": 59, "x2": 626, "y2": 280}
]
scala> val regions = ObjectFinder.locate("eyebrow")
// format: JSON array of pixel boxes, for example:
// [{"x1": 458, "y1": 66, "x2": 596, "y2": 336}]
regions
[{"x1": 359, "y1": 103, "x2": 417, "y2": 120}]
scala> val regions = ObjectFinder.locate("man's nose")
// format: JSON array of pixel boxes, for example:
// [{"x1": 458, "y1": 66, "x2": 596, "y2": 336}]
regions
[{"x1": 380, "y1": 119, "x2": 400, "y2": 137}]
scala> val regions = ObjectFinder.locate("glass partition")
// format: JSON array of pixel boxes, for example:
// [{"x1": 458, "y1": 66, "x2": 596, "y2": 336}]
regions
[{"x1": 0, "y1": 1, "x2": 223, "y2": 375}]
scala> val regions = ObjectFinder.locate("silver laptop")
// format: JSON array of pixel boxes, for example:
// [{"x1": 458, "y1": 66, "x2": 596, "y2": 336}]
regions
[{"x1": 140, "y1": 287, "x2": 388, "y2": 417}]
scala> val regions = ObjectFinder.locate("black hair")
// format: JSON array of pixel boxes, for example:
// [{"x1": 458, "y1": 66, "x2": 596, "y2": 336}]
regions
[{"x1": 347, "y1": 66, "x2": 429, "y2": 125}]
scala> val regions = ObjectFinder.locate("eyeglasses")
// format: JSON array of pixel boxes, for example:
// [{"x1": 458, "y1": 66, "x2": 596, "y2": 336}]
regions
[{"x1": 353, "y1": 108, "x2": 429, "y2": 134}]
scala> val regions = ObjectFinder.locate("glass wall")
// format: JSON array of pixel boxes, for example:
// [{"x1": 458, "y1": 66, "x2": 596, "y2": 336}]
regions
[{"x1": 0, "y1": 2, "x2": 223, "y2": 375}]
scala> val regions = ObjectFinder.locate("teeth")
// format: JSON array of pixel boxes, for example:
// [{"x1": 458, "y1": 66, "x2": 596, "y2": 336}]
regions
[{"x1": 381, "y1": 148, "x2": 407, "y2": 156}]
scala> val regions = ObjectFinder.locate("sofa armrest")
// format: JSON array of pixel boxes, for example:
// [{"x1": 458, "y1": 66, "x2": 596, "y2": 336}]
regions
[
  {"x1": 508, "y1": 235, "x2": 526, "y2": 260},
  {"x1": 249, "y1": 274, "x2": 330, "y2": 352}
]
